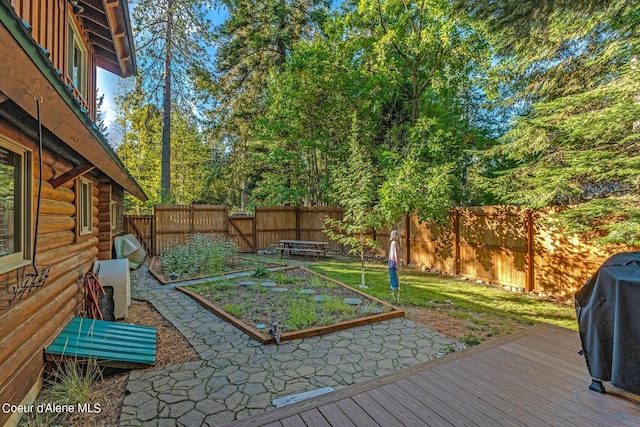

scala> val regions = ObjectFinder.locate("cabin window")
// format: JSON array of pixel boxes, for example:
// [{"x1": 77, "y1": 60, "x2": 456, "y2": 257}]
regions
[
  {"x1": 77, "y1": 177, "x2": 93, "y2": 236},
  {"x1": 110, "y1": 201, "x2": 118, "y2": 230},
  {"x1": 0, "y1": 137, "x2": 31, "y2": 273},
  {"x1": 67, "y1": 19, "x2": 87, "y2": 99}
]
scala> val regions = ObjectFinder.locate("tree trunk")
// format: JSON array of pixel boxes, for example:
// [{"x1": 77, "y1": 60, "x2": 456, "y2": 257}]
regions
[{"x1": 161, "y1": 0, "x2": 173, "y2": 203}]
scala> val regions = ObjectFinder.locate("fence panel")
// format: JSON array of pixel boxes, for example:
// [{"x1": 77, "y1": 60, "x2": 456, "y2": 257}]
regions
[
  {"x1": 154, "y1": 205, "x2": 227, "y2": 255},
  {"x1": 254, "y1": 206, "x2": 297, "y2": 250},
  {"x1": 458, "y1": 207, "x2": 527, "y2": 288},
  {"x1": 532, "y1": 209, "x2": 632, "y2": 296},
  {"x1": 407, "y1": 214, "x2": 455, "y2": 274},
  {"x1": 228, "y1": 215, "x2": 255, "y2": 252},
  {"x1": 124, "y1": 215, "x2": 153, "y2": 255},
  {"x1": 298, "y1": 207, "x2": 343, "y2": 252}
]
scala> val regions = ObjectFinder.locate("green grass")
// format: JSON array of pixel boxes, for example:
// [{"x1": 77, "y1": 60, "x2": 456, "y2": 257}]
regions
[
  {"x1": 285, "y1": 297, "x2": 318, "y2": 330},
  {"x1": 307, "y1": 259, "x2": 578, "y2": 332}
]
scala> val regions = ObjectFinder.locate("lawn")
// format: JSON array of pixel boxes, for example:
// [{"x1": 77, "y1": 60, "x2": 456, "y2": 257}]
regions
[{"x1": 306, "y1": 258, "x2": 578, "y2": 343}]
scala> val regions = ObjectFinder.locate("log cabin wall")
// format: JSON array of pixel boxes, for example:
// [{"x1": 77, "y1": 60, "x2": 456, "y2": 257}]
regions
[
  {"x1": 97, "y1": 181, "x2": 112, "y2": 259},
  {"x1": 9, "y1": 0, "x2": 97, "y2": 118},
  {"x1": 96, "y1": 181, "x2": 125, "y2": 260},
  {"x1": 0, "y1": 120, "x2": 99, "y2": 425},
  {"x1": 112, "y1": 184, "x2": 125, "y2": 235}
]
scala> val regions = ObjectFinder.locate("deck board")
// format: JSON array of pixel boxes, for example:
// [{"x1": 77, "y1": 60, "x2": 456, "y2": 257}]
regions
[
  {"x1": 334, "y1": 398, "x2": 378, "y2": 426},
  {"x1": 405, "y1": 372, "x2": 513, "y2": 427},
  {"x1": 317, "y1": 403, "x2": 356, "y2": 427},
  {"x1": 366, "y1": 388, "x2": 431, "y2": 426},
  {"x1": 350, "y1": 393, "x2": 402, "y2": 427},
  {"x1": 222, "y1": 324, "x2": 640, "y2": 427},
  {"x1": 299, "y1": 409, "x2": 331, "y2": 427},
  {"x1": 279, "y1": 415, "x2": 304, "y2": 427}
]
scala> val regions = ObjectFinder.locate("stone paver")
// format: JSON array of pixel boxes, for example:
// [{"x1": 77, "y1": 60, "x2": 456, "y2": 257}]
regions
[{"x1": 120, "y1": 263, "x2": 461, "y2": 426}]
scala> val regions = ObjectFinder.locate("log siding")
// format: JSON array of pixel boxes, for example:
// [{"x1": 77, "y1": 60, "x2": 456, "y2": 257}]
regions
[
  {"x1": 0, "y1": 120, "x2": 101, "y2": 425},
  {"x1": 9, "y1": 0, "x2": 96, "y2": 116}
]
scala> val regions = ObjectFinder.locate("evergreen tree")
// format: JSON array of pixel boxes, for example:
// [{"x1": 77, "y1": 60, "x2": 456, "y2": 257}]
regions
[
  {"x1": 195, "y1": 0, "x2": 330, "y2": 207},
  {"x1": 131, "y1": 0, "x2": 214, "y2": 202},
  {"x1": 114, "y1": 78, "x2": 163, "y2": 212},
  {"x1": 466, "y1": 0, "x2": 640, "y2": 243},
  {"x1": 95, "y1": 91, "x2": 109, "y2": 138}
]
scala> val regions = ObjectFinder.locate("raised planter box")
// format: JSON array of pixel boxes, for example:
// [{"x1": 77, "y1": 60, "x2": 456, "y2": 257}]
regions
[{"x1": 177, "y1": 266, "x2": 404, "y2": 345}]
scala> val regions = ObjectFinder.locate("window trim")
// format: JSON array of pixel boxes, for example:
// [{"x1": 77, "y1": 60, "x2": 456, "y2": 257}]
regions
[
  {"x1": 0, "y1": 136, "x2": 32, "y2": 274},
  {"x1": 76, "y1": 176, "x2": 93, "y2": 237},
  {"x1": 110, "y1": 201, "x2": 118, "y2": 231},
  {"x1": 67, "y1": 17, "x2": 87, "y2": 99}
]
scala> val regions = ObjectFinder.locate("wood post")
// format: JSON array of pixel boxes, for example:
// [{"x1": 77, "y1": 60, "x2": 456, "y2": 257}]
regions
[
  {"x1": 454, "y1": 209, "x2": 460, "y2": 275},
  {"x1": 295, "y1": 206, "x2": 300, "y2": 241},
  {"x1": 525, "y1": 209, "x2": 535, "y2": 293}
]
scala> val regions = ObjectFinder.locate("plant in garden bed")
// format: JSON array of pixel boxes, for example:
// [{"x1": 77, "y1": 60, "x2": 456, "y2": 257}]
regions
[
  {"x1": 183, "y1": 268, "x2": 393, "y2": 336},
  {"x1": 253, "y1": 266, "x2": 270, "y2": 278},
  {"x1": 284, "y1": 297, "x2": 317, "y2": 330},
  {"x1": 161, "y1": 234, "x2": 240, "y2": 279},
  {"x1": 19, "y1": 359, "x2": 100, "y2": 426}
]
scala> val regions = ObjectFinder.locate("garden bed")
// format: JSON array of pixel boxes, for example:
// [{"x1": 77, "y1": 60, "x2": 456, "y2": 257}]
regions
[
  {"x1": 148, "y1": 256, "x2": 285, "y2": 284},
  {"x1": 177, "y1": 266, "x2": 404, "y2": 344}
]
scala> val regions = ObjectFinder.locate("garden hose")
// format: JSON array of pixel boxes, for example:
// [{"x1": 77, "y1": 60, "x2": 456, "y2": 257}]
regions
[{"x1": 84, "y1": 272, "x2": 105, "y2": 320}]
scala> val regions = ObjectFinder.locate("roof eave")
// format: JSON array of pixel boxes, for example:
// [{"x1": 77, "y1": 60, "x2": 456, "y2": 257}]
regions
[{"x1": 0, "y1": 0, "x2": 147, "y2": 201}]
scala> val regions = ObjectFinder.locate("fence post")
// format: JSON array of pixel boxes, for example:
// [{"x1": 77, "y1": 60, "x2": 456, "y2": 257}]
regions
[
  {"x1": 295, "y1": 206, "x2": 300, "y2": 240},
  {"x1": 453, "y1": 209, "x2": 460, "y2": 275},
  {"x1": 189, "y1": 205, "x2": 194, "y2": 234},
  {"x1": 525, "y1": 209, "x2": 535, "y2": 292}
]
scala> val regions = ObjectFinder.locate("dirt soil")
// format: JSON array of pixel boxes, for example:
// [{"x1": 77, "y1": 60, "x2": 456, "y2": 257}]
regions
[{"x1": 186, "y1": 268, "x2": 393, "y2": 335}]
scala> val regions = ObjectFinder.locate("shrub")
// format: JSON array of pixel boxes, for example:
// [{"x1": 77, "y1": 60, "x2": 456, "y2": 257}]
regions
[
  {"x1": 161, "y1": 234, "x2": 239, "y2": 279},
  {"x1": 20, "y1": 359, "x2": 100, "y2": 426}
]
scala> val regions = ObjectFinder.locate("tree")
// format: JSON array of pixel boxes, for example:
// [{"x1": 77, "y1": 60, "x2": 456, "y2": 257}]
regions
[
  {"x1": 131, "y1": 0, "x2": 213, "y2": 202},
  {"x1": 114, "y1": 78, "x2": 163, "y2": 212},
  {"x1": 352, "y1": 0, "x2": 489, "y2": 224},
  {"x1": 250, "y1": 24, "x2": 379, "y2": 205},
  {"x1": 95, "y1": 91, "x2": 109, "y2": 138},
  {"x1": 195, "y1": 0, "x2": 330, "y2": 207},
  {"x1": 465, "y1": 0, "x2": 640, "y2": 243},
  {"x1": 324, "y1": 117, "x2": 381, "y2": 288}
]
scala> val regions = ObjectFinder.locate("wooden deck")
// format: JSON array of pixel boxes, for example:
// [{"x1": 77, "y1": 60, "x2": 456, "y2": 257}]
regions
[{"x1": 223, "y1": 324, "x2": 640, "y2": 427}]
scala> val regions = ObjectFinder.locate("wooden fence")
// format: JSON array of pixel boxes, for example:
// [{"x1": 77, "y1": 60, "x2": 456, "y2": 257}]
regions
[
  {"x1": 404, "y1": 207, "x2": 636, "y2": 297},
  {"x1": 124, "y1": 204, "x2": 635, "y2": 297},
  {"x1": 254, "y1": 206, "x2": 343, "y2": 252},
  {"x1": 153, "y1": 205, "x2": 228, "y2": 255},
  {"x1": 124, "y1": 215, "x2": 154, "y2": 255}
]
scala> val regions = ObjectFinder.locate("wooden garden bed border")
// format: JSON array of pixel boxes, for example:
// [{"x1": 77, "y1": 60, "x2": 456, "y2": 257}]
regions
[
  {"x1": 148, "y1": 256, "x2": 286, "y2": 285},
  {"x1": 176, "y1": 266, "x2": 404, "y2": 345}
]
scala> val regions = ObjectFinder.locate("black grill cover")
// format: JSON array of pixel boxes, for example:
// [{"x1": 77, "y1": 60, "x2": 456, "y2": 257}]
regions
[{"x1": 575, "y1": 251, "x2": 640, "y2": 394}]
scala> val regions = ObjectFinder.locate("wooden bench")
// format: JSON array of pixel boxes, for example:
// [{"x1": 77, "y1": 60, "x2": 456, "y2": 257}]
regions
[{"x1": 275, "y1": 240, "x2": 329, "y2": 261}]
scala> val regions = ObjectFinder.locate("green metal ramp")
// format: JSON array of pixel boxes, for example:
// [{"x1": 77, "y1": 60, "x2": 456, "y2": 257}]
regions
[{"x1": 46, "y1": 317, "x2": 156, "y2": 368}]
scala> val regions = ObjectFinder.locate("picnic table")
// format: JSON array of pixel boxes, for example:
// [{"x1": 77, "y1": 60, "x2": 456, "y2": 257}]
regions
[{"x1": 274, "y1": 240, "x2": 329, "y2": 260}]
